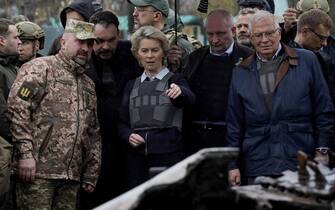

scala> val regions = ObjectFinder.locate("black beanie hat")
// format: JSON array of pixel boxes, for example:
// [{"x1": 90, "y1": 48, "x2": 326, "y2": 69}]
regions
[{"x1": 60, "y1": 0, "x2": 102, "y2": 28}]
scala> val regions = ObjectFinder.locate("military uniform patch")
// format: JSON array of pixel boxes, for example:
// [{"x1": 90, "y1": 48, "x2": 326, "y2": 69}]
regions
[
  {"x1": 17, "y1": 81, "x2": 34, "y2": 101},
  {"x1": 83, "y1": 88, "x2": 94, "y2": 110}
]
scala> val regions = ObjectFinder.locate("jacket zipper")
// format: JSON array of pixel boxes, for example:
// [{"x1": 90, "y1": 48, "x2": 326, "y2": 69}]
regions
[
  {"x1": 38, "y1": 124, "x2": 54, "y2": 155},
  {"x1": 145, "y1": 131, "x2": 148, "y2": 156},
  {"x1": 67, "y1": 77, "x2": 80, "y2": 179}
]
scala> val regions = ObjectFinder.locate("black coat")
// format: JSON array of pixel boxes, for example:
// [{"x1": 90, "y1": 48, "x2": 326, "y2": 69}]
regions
[
  {"x1": 87, "y1": 40, "x2": 142, "y2": 140},
  {"x1": 182, "y1": 43, "x2": 253, "y2": 80},
  {"x1": 183, "y1": 42, "x2": 253, "y2": 154},
  {"x1": 83, "y1": 40, "x2": 142, "y2": 204}
]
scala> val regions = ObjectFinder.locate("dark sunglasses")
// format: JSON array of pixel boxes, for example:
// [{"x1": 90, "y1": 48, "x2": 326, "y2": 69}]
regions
[{"x1": 307, "y1": 28, "x2": 329, "y2": 42}]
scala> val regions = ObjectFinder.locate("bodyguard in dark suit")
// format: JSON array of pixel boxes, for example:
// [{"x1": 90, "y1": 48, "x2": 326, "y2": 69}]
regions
[
  {"x1": 182, "y1": 9, "x2": 253, "y2": 155},
  {"x1": 79, "y1": 11, "x2": 142, "y2": 209},
  {"x1": 290, "y1": 9, "x2": 335, "y2": 165}
]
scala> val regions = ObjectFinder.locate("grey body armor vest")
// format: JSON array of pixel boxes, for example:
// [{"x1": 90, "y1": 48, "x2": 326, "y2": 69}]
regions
[{"x1": 129, "y1": 72, "x2": 183, "y2": 131}]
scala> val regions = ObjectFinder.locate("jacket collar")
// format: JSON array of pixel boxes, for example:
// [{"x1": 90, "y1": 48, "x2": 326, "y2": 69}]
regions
[
  {"x1": 56, "y1": 51, "x2": 88, "y2": 76},
  {"x1": 0, "y1": 54, "x2": 18, "y2": 66},
  {"x1": 239, "y1": 43, "x2": 299, "y2": 89},
  {"x1": 239, "y1": 43, "x2": 298, "y2": 68}
]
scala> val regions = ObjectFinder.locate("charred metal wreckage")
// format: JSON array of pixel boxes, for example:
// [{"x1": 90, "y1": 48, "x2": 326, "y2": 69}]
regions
[{"x1": 95, "y1": 148, "x2": 335, "y2": 210}]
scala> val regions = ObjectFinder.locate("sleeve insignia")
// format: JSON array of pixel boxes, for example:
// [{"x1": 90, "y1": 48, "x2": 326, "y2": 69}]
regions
[{"x1": 17, "y1": 81, "x2": 34, "y2": 101}]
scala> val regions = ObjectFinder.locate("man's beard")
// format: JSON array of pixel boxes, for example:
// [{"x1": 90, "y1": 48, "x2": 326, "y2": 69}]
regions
[
  {"x1": 237, "y1": 34, "x2": 250, "y2": 46},
  {"x1": 96, "y1": 48, "x2": 115, "y2": 60},
  {"x1": 73, "y1": 50, "x2": 89, "y2": 66}
]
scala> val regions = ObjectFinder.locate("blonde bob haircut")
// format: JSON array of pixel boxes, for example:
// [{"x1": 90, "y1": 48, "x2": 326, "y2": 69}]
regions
[{"x1": 131, "y1": 26, "x2": 169, "y2": 59}]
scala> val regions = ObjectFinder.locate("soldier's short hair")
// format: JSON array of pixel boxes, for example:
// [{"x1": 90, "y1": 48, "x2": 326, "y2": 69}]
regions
[
  {"x1": 0, "y1": 18, "x2": 14, "y2": 37},
  {"x1": 131, "y1": 25, "x2": 169, "y2": 58},
  {"x1": 297, "y1": 9, "x2": 333, "y2": 32},
  {"x1": 89, "y1": 10, "x2": 120, "y2": 31}
]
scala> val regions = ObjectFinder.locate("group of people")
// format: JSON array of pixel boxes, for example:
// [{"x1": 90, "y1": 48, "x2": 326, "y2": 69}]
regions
[{"x1": 0, "y1": 0, "x2": 334, "y2": 209}]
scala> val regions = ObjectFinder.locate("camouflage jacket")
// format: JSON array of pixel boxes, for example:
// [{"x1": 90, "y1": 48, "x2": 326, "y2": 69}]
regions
[
  {"x1": 0, "y1": 55, "x2": 18, "y2": 142},
  {"x1": 7, "y1": 51, "x2": 101, "y2": 187},
  {"x1": 163, "y1": 28, "x2": 195, "y2": 71}
]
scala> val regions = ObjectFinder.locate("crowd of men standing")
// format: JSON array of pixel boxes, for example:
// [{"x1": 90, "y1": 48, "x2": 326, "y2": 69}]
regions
[{"x1": 0, "y1": 0, "x2": 334, "y2": 209}]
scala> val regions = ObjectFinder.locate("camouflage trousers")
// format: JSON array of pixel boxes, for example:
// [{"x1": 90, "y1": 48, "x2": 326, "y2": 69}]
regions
[{"x1": 16, "y1": 178, "x2": 80, "y2": 210}]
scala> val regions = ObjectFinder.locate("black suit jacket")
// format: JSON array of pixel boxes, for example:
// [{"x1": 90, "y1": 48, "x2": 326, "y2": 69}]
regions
[{"x1": 182, "y1": 43, "x2": 253, "y2": 81}]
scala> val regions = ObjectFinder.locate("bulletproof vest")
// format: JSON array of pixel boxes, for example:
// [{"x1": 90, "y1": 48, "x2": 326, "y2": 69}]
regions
[{"x1": 129, "y1": 72, "x2": 182, "y2": 131}]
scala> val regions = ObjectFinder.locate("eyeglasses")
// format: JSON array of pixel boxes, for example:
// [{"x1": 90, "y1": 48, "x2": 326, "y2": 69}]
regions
[
  {"x1": 307, "y1": 28, "x2": 329, "y2": 42},
  {"x1": 134, "y1": 7, "x2": 157, "y2": 13},
  {"x1": 251, "y1": 28, "x2": 279, "y2": 40}
]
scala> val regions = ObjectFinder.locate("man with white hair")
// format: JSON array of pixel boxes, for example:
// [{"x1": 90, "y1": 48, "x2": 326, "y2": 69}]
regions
[
  {"x1": 7, "y1": 19, "x2": 101, "y2": 209},
  {"x1": 226, "y1": 10, "x2": 334, "y2": 185}
]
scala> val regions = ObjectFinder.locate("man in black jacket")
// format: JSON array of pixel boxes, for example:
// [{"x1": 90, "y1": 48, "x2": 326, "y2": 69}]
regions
[
  {"x1": 78, "y1": 11, "x2": 142, "y2": 209},
  {"x1": 182, "y1": 9, "x2": 253, "y2": 155},
  {"x1": 0, "y1": 18, "x2": 21, "y2": 210},
  {"x1": 290, "y1": 9, "x2": 335, "y2": 163},
  {"x1": 280, "y1": 0, "x2": 335, "y2": 67}
]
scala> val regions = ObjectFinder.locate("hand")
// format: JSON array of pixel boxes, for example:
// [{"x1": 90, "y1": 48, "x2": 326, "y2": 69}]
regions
[
  {"x1": 167, "y1": 45, "x2": 182, "y2": 71},
  {"x1": 314, "y1": 151, "x2": 329, "y2": 165},
  {"x1": 228, "y1": 169, "x2": 241, "y2": 186},
  {"x1": 282, "y1": 8, "x2": 298, "y2": 32},
  {"x1": 129, "y1": 133, "x2": 145, "y2": 147},
  {"x1": 82, "y1": 183, "x2": 95, "y2": 193},
  {"x1": 165, "y1": 83, "x2": 181, "y2": 99},
  {"x1": 17, "y1": 158, "x2": 36, "y2": 182}
]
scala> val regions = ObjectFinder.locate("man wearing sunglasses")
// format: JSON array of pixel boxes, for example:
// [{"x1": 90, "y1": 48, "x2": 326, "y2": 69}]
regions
[
  {"x1": 226, "y1": 10, "x2": 334, "y2": 186},
  {"x1": 281, "y1": 0, "x2": 335, "y2": 68},
  {"x1": 293, "y1": 9, "x2": 335, "y2": 166},
  {"x1": 293, "y1": 9, "x2": 331, "y2": 52}
]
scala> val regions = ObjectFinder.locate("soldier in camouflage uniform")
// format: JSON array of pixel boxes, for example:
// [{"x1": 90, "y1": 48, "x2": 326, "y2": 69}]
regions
[
  {"x1": 127, "y1": 0, "x2": 194, "y2": 72},
  {"x1": 166, "y1": 8, "x2": 203, "y2": 50},
  {"x1": 15, "y1": 21, "x2": 45, "y2": 66},
  {"x1": 7, "y1": 19, "x2": 101, "y2": 210}
]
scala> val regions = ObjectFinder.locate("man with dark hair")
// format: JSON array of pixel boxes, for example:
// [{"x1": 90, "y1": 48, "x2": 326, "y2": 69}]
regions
[
  {"x1": 78, "y1": 11, "x2": 141, "y2": 209},
  {"x1": 294, "y1": 9, "x2": 332, "y2": 52},
  {"x1": 0, "y1": 17, "x2": 21, "y2": 210},
  {"x1": 292, "y1": 9, "x2": 335, "y2": 163},
  {"x1": 182, "y1": 9, "x2": 253, "y2": 155},
  {"x1": 0, "y1": 18, "x2": 21, "y2": 142},
  {"x1": 280, "y1": 0, "x2": 335, "y2": 63}
]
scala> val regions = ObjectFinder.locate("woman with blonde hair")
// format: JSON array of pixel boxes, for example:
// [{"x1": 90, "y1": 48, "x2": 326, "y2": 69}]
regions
[{"x1": 119, "y1": 26, "x2": 195, "y2": 188}]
